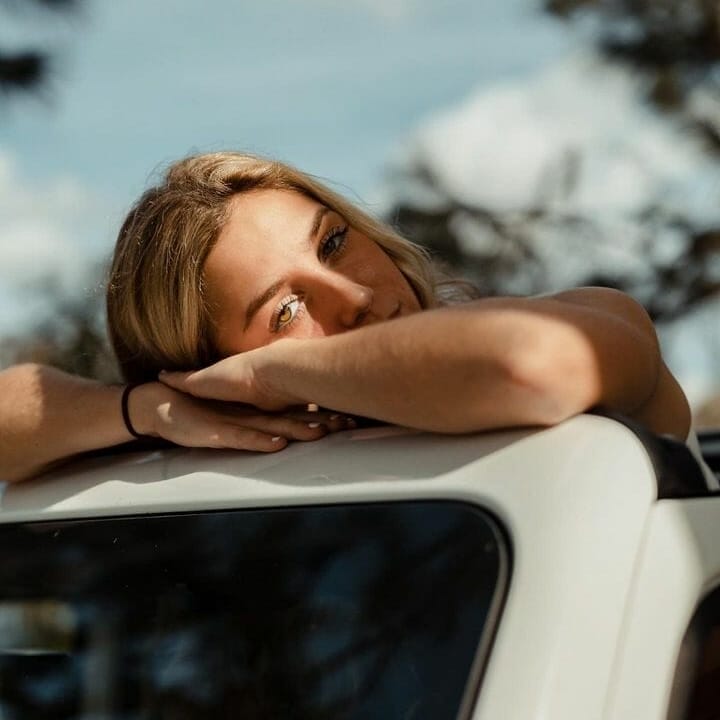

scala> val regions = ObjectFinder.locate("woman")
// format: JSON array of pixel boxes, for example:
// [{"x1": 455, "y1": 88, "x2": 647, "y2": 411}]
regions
[{"x1": 0, "y1": 152, "x2": 709, "y2": 484}]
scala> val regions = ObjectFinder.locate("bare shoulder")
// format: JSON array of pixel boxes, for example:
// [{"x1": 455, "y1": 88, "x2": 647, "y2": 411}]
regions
[
  {"x1": 546, "y1": 287, "x2": 690, "y2": 439},
  {"x1": 545, "y1": 287, "x2": 657, "y2": 343}
]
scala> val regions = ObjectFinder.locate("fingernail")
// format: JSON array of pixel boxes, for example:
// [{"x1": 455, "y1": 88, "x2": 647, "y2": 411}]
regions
[
  {"x1": 308, "y1": 422, "x2": 322, "y2": 428},
  {"x1": 329, "y1": 414, "x2": 340, "y2": 420},
  {"x1": 346, "y1": 418, "x2": 357, "y2": 428},
  {"x1": 271, "y1": 436, "x2": 282, "y2": 442}
]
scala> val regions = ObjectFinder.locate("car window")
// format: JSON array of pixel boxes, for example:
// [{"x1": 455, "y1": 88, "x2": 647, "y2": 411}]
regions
[
  {"x1": 0, "y1": 501, "x2": 508, "y2": 720},
  {"x1": 668, "y1": 584, "x2": 720, "y2": 720}
]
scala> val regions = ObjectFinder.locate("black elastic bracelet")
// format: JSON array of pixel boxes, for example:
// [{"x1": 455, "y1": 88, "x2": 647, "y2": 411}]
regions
[{"x1": 121, "y1": 383, "x2": 150, "y2": 440}]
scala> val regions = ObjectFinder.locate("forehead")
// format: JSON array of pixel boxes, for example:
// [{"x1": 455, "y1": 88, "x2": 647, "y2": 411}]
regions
[
  {"x1": 203, "y1": 189, "x2": 326, "y2": 319},
  {"x1": 219, "y1": 188, "x2": 323, "y2": 245}
]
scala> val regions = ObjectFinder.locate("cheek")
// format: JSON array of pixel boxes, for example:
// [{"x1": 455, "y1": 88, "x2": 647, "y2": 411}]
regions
[
  {"x1": 374, "y1": 254, "x2": 416, "y2": 297},
  {"x1": 349, "y1": 259, "x2": 380, "y2": 286},
  {"x1": 226, "y1": 311, "x2": 330, "y2": 354},
  {"x1": 353, "y1": 243, "x2": 403, "y2": 287}
]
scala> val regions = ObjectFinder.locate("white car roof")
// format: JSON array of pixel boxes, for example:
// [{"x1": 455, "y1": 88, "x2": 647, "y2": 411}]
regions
[
  {"x1": 0, "y1": 414, "x2": 666, "y2": 524},
  {"x1": 0, "y1": 414, "x2": 703, "y2": 720}
]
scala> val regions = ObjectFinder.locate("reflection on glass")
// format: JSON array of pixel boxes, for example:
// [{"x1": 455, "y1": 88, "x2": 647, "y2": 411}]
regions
[
  {"x1": 0, "y1": 502, "x2": 507, "y2": 719},
  {"x1": 0, "y1": 601, "x2": 76, "y2": 655}
]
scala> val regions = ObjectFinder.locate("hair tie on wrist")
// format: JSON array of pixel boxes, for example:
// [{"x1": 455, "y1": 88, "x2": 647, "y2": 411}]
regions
[{"x1": 121, "y1": 384, "x2": 150, "y2": 440}]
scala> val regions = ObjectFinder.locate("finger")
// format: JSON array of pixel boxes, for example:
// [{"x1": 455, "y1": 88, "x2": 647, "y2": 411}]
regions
[
  {"x1": 222, "y1": 427, "x2": 290, "y2": 452},
  {"x1": 155, "y1": 400, "x2": 291, "y2": 452},
  {"x1": 158, "y1": 370, "x2": 194, "y2": 393},
  {"x1": 211, "y1": 404, "x2": 353, "y2": 433},
  {"x1": 229, "y1": 414, "x2": 332, "y2": 441},
  {"x1": 182, "y1": 424, "x2": 290, "y2": 453},
  {"x1": 281, "y1": 410, "x2": 354, "y2": 432},
  {"x1": 159, "y1": 368, "x2": 239, "y2": 402}
]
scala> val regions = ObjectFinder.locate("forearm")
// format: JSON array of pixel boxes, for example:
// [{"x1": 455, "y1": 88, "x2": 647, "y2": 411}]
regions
[
  {"x1": 264, "y1": 302, "x2": 589, "y2": 433},
  {"x1": 163, "y1": 290, "x2": 679, "y2": 438},
  {"x1": 0, "y1": 364, "x2": 133, "y2": 482}
]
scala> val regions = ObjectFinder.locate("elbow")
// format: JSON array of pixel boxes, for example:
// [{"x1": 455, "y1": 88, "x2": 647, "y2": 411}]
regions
[
  {"x1": 500, "y1": 327, "x2": 600, "y2": 427},
  {"x1": 505, "y1": 365, "x2": 586, "y2": 427},
  {"x1": 0, "y1": 454, "x2": 47, "y2": 485},
  {"x1": 0, "y1": 453, "x2": 44, "y2": 484},
  {"x1": 2, "y1": 468, "x2": 37, "y2": 484}
]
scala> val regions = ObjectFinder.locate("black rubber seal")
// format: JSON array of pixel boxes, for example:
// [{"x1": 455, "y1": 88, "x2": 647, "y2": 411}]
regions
[{"x1": 591, "y1": 409, "x2": 714, "y2": 500}]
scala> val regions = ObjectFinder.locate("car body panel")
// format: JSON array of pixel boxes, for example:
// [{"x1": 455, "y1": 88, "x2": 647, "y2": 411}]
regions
[
  {"x1": 0, "y1": 415, "x2": 667, "y2": 719},
  {"x1": 607, "y1": 496, "x2": 720, "y2": 719}
]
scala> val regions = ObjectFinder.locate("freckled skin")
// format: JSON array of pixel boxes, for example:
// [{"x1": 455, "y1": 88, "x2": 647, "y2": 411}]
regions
[{"x1": 203, "y1": 190, "x2": 421, "y2": 355}]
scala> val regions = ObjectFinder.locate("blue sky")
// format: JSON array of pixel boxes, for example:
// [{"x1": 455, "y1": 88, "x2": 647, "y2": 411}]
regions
[
  {"x1": 3, "y1": 0, "x2": 567, "y2": 199},
  {"x1": 0, "y1": 0, "x2": 572, "y2": 333},
  {"x1": 0, "y1": 0, "x2": 570, "y2": 331},
  {"x1": 2, "y1": 1, "x2": 718, "y2": 406}
]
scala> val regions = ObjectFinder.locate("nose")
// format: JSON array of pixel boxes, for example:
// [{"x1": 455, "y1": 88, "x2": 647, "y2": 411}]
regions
[{"x1": 312, "y1": 271, "x2": 374, "y2": 331}]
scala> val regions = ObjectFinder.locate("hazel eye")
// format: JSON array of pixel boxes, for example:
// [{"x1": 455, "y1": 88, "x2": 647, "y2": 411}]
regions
[
  {"x1": 273, "y1": 296, "x2": 302, "y2": 332},
  {"x1": 278, "y1": 303, "x2": 294, "y2": 325}
]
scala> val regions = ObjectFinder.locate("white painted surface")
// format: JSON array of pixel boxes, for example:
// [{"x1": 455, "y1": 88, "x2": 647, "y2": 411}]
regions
[
  {"x1": 0, "y1": 415, "x2": 715, "y2": 719},
  {"x1": 608, "y1": 496, "x2": 720, "y2": 720}
]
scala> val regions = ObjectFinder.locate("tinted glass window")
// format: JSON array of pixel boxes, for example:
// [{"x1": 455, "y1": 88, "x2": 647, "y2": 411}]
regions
[{"x1": 0, "y1": 501, "x2": 508, "y2": 720}]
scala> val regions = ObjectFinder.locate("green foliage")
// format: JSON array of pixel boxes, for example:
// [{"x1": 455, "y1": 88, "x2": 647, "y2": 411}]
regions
[
  {"x1": 0, "y1": 0, "x2": 81, "y2": 95},
  {"x1": 0, "y1": 284, "x2": 120, "y2": 382},
  {"x1": 384, "y1": 0, "x2": 720, "y2": 320},
  {"x1": 547, "y1": 0, "x2": 720, "y2": 115}
]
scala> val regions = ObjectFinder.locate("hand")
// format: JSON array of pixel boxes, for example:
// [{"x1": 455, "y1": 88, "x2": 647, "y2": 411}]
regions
[
  {"x1": 129, "y1": 382, "x2": 350, "y2": 453},
  {"x1": 158, "y1": 340, "x2": 302, "y2": 411}
]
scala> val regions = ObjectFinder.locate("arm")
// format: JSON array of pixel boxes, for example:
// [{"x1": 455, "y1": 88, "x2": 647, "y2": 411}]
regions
[
  {"x1": 0, "y1": 364, "x2": 348, "y2": 483},
  {"x1": 0, "y1": 365, "x2": 132, "y2": 482},
  {"x1": 160, "y1": 288, "x2": 691, "y2": 440}
]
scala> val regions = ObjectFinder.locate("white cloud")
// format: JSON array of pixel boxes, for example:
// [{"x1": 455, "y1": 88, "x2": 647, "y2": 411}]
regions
[
  {"x1": 383, "y1": 49, "x2": 720, "y2": 407},
  {"x1": 392, "y1": 51, "x2": 720, "y2": 224},
  {"x1": 660, "y1": 297, "x2": 720, "y2": 408},
  {"x1": 0, "y1": 149, "x2": 107, "y2": 336}
]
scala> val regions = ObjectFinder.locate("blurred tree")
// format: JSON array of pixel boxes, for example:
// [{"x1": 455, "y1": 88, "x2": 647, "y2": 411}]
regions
[
  {"x1": 0, "y1": 0, "x2": 79, "y2": 95},
  {"x1": 0, "y1": 273, "x2": 119, "y2": 381},
  {"x1": 383, "y1": 0, "x2": 720, "y2": 322},
  {"x1": 547, "y1": 0, "x2": 720, "y2": 136},
  {"x1": 389, "y1": 168, "x2": 720, "y2": 320},
  {"x1": 0, "y1": 0, "x2": 108, "y2": 379}
]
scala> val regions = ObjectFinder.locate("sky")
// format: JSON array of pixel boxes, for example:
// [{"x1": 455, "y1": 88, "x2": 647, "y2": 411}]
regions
[
  {"x1": 0, "y1": 0, "x2": 573, "y2": 333},
  {"x1": 1, "y1": 0, "x2": 718, "y2": 407},
  {"x1": 385, "y1": 48, "x2": 720, "y2": 405},
  {"x1": 2, "y1": 0, "x2": 568, "y2": 200}
]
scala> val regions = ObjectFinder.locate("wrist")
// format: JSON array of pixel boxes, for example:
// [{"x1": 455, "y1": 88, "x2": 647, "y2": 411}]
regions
[
  {"x1": 260, "y1": 338, "x2": 314, "y2": 407},
  {"x1": 125, "y1": 382, "x2": 167, "y2": 438}
]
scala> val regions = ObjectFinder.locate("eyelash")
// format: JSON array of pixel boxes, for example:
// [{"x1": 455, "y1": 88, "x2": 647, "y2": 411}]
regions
[
  {"x1": 270, "y1": 223, "x2": 349, "y2": 333},
  {"x1": 271, "y1": 294, "x2": 305, "y2": 334},
  {"x1": 319, "y1": 224, "x2": 349, "y2": 262}
]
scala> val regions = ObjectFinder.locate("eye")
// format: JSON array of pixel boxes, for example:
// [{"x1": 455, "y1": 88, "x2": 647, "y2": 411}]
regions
[
  {"x1": 319, "y1": 225, "x2": 348, "y2": 262},
  {"x1": 272, "y1": 295, "x2": 303, "y2": 332}
]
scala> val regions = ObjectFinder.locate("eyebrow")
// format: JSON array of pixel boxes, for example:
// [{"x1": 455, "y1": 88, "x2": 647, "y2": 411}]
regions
[
  {"x1": 309, "y1": 206, "x2": 330, "y2": 241},
  {"x1": 243, "y1": 279, "x2": 285, "y2": 330},
  {"x1": 243, "y1": 206, "x2": 330, "y2": 330}
]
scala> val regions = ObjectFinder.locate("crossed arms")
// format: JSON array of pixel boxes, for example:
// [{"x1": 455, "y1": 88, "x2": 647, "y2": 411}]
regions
[{"x1": 0, "y1": 288, "x2": 690, "y2": 483}]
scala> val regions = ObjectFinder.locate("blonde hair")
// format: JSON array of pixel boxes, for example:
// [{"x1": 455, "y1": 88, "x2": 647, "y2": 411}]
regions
[{"x1": 107, "y1": 151, "x2": 445, "y2": 382}]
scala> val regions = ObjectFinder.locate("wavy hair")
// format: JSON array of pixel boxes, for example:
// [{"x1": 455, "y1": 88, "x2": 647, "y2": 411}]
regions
[{"x1": 107, "y1": 151, "x2": 448, "y2": 382}]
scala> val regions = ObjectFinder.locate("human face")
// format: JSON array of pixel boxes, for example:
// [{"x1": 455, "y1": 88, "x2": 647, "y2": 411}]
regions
[{"x1": 204, "y1": 189, "x2": 422, "y2": 354}]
